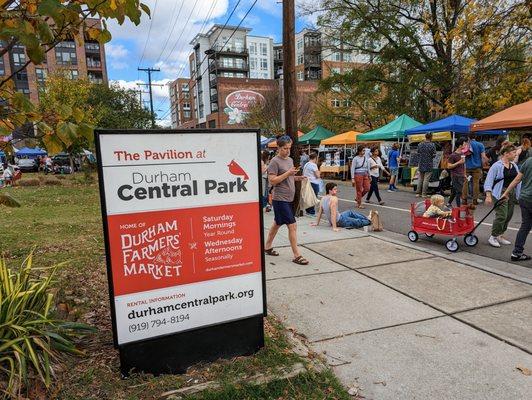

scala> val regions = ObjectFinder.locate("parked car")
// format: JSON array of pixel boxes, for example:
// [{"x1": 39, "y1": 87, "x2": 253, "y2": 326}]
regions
[{"x1": 17, "y1": 158, "x2": 38, "y2": 172}]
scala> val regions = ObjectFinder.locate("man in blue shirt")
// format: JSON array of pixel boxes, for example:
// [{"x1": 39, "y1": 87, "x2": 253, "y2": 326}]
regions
[
  {"x1": 463, "y1": 133, "x2": 488, "y2": 208},
  {"x1": 387, "y1": 143, "x2": 400, "y2": 192}
]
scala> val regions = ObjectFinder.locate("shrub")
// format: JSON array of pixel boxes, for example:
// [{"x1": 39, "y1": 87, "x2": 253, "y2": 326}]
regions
[
  {"x1": 18, "y1": 179, "x2": 41, "y2": 187},
  {"x1": 42, "y1": 177, "x2": 62, "y2": 186},
  {"x1": 0, "y1": 252, "x2": 95, "y2": 397}
]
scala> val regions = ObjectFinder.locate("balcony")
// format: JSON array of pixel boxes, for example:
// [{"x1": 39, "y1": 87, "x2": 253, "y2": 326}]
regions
[
  {"x1": 209, "y1": 60, "x2": 248, "y2": 72},
  {"x1": 208, "y1": 44, "x2": 248, "y2": 56},
  {"x1": 86, "y1": 58, "x2": 102, "y2": 69},
  {"x1": 209, "y1": 75, "x2": 217, "y2": 87},
  {"x1": 210, "y1": 93, "x2": 218, "y2": 102}
]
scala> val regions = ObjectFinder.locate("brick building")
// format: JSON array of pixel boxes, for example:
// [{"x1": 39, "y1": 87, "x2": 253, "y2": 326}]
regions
[
  {"x1": 0, "y1": 18, "x2": 108, "y2": 106},
  {"x1": 169, "y1": 78, "x2": 194, "y2": 127}
]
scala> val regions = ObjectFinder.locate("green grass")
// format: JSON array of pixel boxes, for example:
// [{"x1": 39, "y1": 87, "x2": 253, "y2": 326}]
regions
[{"x1": 0, "y1": 175, "x2": 349, "y2": 399}]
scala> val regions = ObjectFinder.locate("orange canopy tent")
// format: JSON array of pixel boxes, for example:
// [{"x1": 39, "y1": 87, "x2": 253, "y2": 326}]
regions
[
  {"x1": 471, "y1": 100, "x2": 532, "y2": 131},
  {"x1": 320, "y1": 130, "x2": 362, "y2": 145},
  {"x1": 267, "y1": 131, "x2": 305, "y2": 148}
]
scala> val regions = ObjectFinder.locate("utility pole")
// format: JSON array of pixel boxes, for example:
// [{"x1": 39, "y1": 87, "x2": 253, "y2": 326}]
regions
[
  {"x1": 283, "y1": 0, "x2": 298, "y2": 165},
  {"x1": 138, "y1": 67, "x2": 160, "y2": 128}
]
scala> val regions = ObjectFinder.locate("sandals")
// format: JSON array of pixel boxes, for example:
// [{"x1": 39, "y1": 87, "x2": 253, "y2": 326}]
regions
[
  {"x1": 264, "y1": 248, "x2": 279, "y2": 256},
  {"x1": 292, "y1": 256, "x2": 309, "y2": 265}
]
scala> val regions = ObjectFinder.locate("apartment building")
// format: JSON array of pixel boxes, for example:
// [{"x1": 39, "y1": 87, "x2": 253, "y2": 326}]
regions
[
  {"x1": 247, "y1": 35, "x2": 274, "y2": 80},
  {"x1": 169, "y1": 78, "x2": 194, "y2": 128},
  {"x1": 0, "y1": 18, "x2": 108, "y2": 106}
]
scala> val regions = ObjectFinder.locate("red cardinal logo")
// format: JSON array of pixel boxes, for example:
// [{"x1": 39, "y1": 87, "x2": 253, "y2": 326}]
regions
[{"x1": 227, "y1": 159, "x2": 249, "y2": 180}]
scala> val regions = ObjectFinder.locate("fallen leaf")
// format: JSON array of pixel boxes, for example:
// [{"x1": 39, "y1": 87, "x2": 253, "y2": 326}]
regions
[
  {"x1": 516, "y1": 366, "x2": 531, "y2": 376},
  {"x1": 373, "y1": 381, "x2": 386, "y2": 386}
]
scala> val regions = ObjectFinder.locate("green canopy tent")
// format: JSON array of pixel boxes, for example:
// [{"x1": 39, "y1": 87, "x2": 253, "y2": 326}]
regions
[
  {"x1": 356, "y1": 114, "x2": 422, "y2": 141},
  {"x1": 298, "y1": 125, "x2": 335, "y2": 146}
]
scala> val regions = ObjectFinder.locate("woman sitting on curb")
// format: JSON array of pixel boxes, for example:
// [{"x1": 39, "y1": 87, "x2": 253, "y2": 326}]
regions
[{"x1": 311, "y1": 182, "x2": 371, "y2": 231}]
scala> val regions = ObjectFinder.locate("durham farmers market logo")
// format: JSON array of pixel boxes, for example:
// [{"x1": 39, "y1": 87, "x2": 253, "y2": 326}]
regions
[{"x1": 224, "y1": 90, "x2": 265, "y2": 124}]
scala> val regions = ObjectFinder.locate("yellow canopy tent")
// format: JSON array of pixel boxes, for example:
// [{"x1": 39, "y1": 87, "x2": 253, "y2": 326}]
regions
[
  {"x1": 320, "y1": 131, "x2": 363, "y2": 179},
  {"x1": 320, "y1": 130, "x2": 362, "y2": 145},
  {"x1": 408, "y1": 131, "x2": 452, "y2": 142}
]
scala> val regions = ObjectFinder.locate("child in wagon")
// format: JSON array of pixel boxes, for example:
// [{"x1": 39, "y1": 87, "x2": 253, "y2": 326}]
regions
[{"x1": 423, "y1": 194, "x2": 452, "y2": 218}]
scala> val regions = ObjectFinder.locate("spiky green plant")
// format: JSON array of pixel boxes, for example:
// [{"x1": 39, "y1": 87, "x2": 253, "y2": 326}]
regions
[{"x1": 0, "y1": 252, "x2": 95, "y2": 397}]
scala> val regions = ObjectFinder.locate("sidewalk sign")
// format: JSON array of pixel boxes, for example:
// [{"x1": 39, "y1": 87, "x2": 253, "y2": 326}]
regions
[{"x1": 95, "y1": 129, "x2": 266, "y2": 375}]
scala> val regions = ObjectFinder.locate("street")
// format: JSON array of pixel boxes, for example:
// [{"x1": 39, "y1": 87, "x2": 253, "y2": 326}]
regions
[{"x1": 328, "y1": 180, "x2": 531, "y2": 268}]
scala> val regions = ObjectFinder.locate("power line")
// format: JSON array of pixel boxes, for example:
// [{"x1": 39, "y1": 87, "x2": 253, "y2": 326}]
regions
[
  {"x1": 155, "y1": 1, "x2": 185, "y2": 64},
  {"x1": 138, "y1": 0, "x2": 159, "y2": 67},
  {"x1": 162, "y1": 0, "x2": 201, "y2": 64},
  {"x1": 138, "y1": 67, "x2": 161, "y2": 128}
]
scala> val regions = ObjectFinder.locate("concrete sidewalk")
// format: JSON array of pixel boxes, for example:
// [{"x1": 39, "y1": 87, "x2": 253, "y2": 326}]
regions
[{"x1": 263, "y1": 212, "x2": 532, "y2": 400}]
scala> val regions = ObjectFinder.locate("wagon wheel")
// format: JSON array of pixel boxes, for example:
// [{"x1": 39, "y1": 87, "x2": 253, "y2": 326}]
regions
[
  {"x1": 464, "y1": 234, "x2": 479, "y2": 247},
  {"x1": 445, "y1": 239, "x2": 459, "y2": 252},
  {"x1": 408, "y1": 231, "x2": 419, "y2": 242}
]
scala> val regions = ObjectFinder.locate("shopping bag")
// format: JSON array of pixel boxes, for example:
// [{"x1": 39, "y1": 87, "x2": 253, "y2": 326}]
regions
[
  {"x1": 368, "y1": 210, "x2": 384, "y2": 231},
  {"x1": 300, "y1": 179, "x2": 320, "y2": 211}
]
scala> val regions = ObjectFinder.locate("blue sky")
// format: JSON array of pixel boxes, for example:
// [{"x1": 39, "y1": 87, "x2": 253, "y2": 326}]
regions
[{"x1": 105, "y1": 0, "x2": 316, "y2": 125}]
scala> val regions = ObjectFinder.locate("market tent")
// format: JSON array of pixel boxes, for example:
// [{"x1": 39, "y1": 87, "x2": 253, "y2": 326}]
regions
[
  {"x1": 471, "y1": 100, "x2": 532, "y2": 131},
  {"x1": 357, "y1": 114, "x2": 422, "y2": 141},
  {"x1": 15, "y1": 147, "x2": 47, "y2": 157},
  {"x1": 267, "y1": 131, "x2": 305, "y2": 148},
  {"x1": 405, "y1": 115, "x2": 504, "y2": 136},
  {"x1": 320, "y1": 130, "x2": 362, "y2": 145},
  {"x1": 298, "y1": 125, "x2": 335, "y2": 145}
]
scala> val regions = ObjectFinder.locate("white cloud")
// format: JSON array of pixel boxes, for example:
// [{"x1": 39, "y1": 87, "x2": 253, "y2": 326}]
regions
[
  {"x1": 105, "y1": 43, "x2": 129, "y2": 59},
  {"x1": 107, "y1": 0, "x2": 229, "y2": 79}
]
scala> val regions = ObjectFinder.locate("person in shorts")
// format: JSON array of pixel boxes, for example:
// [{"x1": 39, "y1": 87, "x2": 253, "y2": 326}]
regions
[
  {"x1": 387, "y1": 143, "x2": 401, "y2": 192},
  {"x1": 264, "y1": 136, "x2": 309, "y2": 265}
]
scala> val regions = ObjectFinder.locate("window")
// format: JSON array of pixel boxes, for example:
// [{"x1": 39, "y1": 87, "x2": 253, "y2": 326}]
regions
[
  {"x1": 331, "y1": 99, "x2": 340, "y2": 108},
  {"x1": 55, "y1": 43, "x2": 77, "y2": 65},
  {"x1": 234, "y1": 38, "x2": 244, "y2": 52},
  {"x1": 297, "y1": 54, "x2": 304, "y2": 64},
  {"x1": 332, "y1": 84, "x2": 341, "y2": 92},
  {"x1": 260, "y1": 43, "x2": 268, "y2": 56},
  {"x1": 331, "y1": 67, "x2": 340, "y2": 75},
  {"x1": 333, "y1": 52, "x2": 341, "y2": 61},
  {"x1": 183, "y1": 102, "x2": 191, "y2": 110},
  {"x1": 12, "y1": 52, "x2": 26, "y2": 66},
  {"x1": 250, "y1": 71, "x2": 259, "y2": 79},
  {"x1": 260, "y1": 58, "x2": 268, "y2": 70},
  {"x1": 342, "y1": 99, "x2": 352, "y2": 107},
  {"x1": 182, "y1": 83, "x2": 189, "y2": 91},
  {"x1": 296, "y1": 38, "x2": 303, "y2": 50},
  {"x1": 235, "y1": 72, "x2": 245, "y2": 78},
  {"x1": 183, "y1": 92, "x2": 190, "y2": 99},
  {"x1": 68, "y1": 70, "x2": 79, "y2": 80},
  {"x1": 342, "y1": 52, "x2": 352, "y2": 62},
  {"x1": 35, "y1": 68, "x2": 47, "y2": 84},
  {"x1": 250, "y1": 57, "x2": 257, "y2": 70},
  {"x1": 184, "y1": 111, "x2": 191, "y2": 118},
  {"x1": 297, "y1": 71, "x2": 304, "y2": 81},
  {"x1": 249, "y1": 42, "x2": 257, "y2": 55}
]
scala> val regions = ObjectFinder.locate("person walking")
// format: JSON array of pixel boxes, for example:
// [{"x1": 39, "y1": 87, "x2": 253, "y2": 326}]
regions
[
  {"x1": 463, "y1": 133, "x2": 489, "y2": 208},
  {"x1": 350, "y1": 145, "x2": 370, "y2": 208},
  {"x1": 446, "y1": 137, "x2": 467, "y2": 207},
  {"x1": 312, "y1": 182, "x2": 371, "y2": 231},
  {"x1": 501, "y1": 156, "x2": 532, "y2": 261},
  {"x1": 387, "y1": 143, "x2": 401, "y2": 192},
  {"x1": 264, "y1": 135, "x2": 309, "y2": 265},
  {"x1": 515, "y1": 138, "x2": 530, "y2": 167},
  {"x1": 416, "y1": 133, "x2": 436, "y2": 198},
  {"x1": 300, "y1": 150, "x2": 309, "y2": 170},
  {"x1": 484, "y1": 145, "x2": 521, "y2": 248},
  {"x1": 302, "y1": 153, "x2": 321, "y2": 215},
  {"x1": 366, "y1": 146, "x2": 389, "y2": 205},
  {"x1": 261, "y1": 150, "x2": 271, "y2": 212}
]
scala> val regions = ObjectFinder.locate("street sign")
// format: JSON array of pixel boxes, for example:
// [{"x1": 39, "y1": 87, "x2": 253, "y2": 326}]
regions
[{"x1": 95, "y1": 129, "x2": 266, "y2": 375}]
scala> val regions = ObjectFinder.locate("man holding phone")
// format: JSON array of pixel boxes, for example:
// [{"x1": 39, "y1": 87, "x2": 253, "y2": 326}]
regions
[{"x1": 264, "y1": 135, "x2": 309, "y2": 265}]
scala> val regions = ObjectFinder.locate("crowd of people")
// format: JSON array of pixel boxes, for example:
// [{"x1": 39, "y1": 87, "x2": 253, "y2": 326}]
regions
[{"x1": 262, "y1": 133, "x2": 531, "y2": 265}]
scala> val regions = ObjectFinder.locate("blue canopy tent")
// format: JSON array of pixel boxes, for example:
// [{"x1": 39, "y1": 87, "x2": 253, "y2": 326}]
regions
[
  {"x1": 405, "y1": 115, "x2": 505, "y2": 150},
  {"x1": 15, "y1": 147, "x2": 47, "y2": 158}
]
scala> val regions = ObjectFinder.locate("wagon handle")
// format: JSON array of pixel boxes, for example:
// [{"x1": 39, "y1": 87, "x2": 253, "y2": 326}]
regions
[{"x1": 468, "y1": 198, "x2": 505, "y2": 235}]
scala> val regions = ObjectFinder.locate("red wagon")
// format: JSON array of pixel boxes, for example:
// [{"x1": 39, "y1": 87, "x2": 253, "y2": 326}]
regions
[{"x1": 407, "y1": 199, "x2": 479, "y2": 252}]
